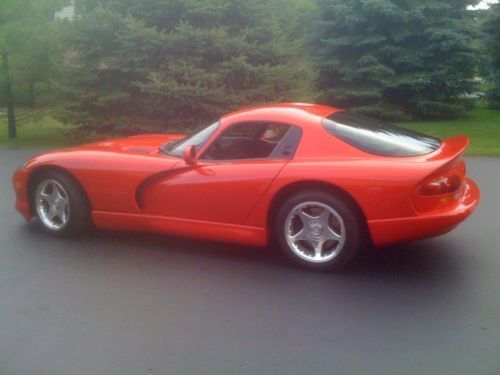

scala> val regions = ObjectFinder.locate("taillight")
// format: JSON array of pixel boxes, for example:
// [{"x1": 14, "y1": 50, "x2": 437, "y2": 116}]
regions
[
  {"x1": 413, "y1": 157, "x2": 466, "y2": 213},
  {"x1": 420, "y1": 174, "x2": 461, "y2": 196}
]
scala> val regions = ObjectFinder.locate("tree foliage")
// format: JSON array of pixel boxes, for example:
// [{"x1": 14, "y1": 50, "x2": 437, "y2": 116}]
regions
[
  {"x1": 56, "y1": 0, "x2": 314, "y2": 135},
  {"x1": 0, "y1": 0, "x2": 68, "y2": 99},
  {"x1": 481, "y1": 3, "x2": 500, "y2": 108},
  {"x1": 0, "y1": 0, "x2": 69, "y2": 137},
  {"x1": 312, "y1": 0, "x2": 479, "y2": 120},
  {"x1": 3, "y1": 0, "x2": 495, "y2": 139}
]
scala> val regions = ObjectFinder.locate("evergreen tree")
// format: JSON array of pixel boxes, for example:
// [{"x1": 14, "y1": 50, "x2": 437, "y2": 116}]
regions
[
  {"x1": 56, "y1": 0, "x2": 313, "y2": 135},
  {"x1": 481, "y1": 3, "x2": 500, "y2": 108},
  {"x1": 312, "y1": 0, "x2": 478, "y2": 120}
]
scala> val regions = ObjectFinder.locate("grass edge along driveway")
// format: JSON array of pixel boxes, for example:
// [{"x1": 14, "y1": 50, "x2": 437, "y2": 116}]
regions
[
  {"x1": 399, "y1": 107, "x2": 500, "y2": 156},
  {"x1": 1, "y1": 106, "x2": 499, "y2": 156}
]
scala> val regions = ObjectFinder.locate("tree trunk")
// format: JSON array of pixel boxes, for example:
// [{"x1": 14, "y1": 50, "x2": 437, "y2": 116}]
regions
[{"x1": 2, "y1": 51, "x2": 17, "y2": 138}]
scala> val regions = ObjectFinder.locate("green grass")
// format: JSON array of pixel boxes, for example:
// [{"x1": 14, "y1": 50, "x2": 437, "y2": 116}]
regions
[
  {"x1": 0, "y1": 111, "x2": 75, "y2": 148},
  {"x1": 398, "y1": 107, "x2": 500, "y2": 156},
  {"x1": 1, "y1": 106, "x2": 499, "y2": 155}
]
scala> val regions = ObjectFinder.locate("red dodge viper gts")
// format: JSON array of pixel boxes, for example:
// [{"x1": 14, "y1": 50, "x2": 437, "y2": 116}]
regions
[{"x1": 12, "y1": 103, "x2": 479, "y2": 270}]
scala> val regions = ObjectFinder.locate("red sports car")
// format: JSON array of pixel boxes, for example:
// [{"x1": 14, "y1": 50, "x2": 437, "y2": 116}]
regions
[{"x1": 12, "y1": 103, "x2": 479, "y2": 270}]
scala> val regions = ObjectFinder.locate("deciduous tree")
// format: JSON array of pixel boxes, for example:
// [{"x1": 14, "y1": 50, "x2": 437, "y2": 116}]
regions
[{"x1": 0, "y1": 0, "x2": 68, "y2": 138}]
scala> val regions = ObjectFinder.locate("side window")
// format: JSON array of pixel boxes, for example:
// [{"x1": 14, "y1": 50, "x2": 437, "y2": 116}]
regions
[
  {"x1": 201, "y1": 122, "x2": 300, "y2": 161},
  {"x1": 223, "y1": 123, "x2": 261, "y2": 138}
]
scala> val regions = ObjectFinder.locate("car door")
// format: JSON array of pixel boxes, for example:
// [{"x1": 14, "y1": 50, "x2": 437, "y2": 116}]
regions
[{"x1": 140, "y1": 122, "x2": 302, "y2": 224}]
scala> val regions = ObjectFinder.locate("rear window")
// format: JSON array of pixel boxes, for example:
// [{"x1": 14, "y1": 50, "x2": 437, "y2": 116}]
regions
[{"x1": 323, "y1": 111, "x2": 441, "y2": 157}]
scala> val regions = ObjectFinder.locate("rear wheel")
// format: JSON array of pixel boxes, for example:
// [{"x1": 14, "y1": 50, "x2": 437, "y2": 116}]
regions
[
  {"x1": 32, "y1": 170, "x2": 91, "y2": 236},
  {"x1": 275, "y1": 191, "x2": 363, "y2": 271}
]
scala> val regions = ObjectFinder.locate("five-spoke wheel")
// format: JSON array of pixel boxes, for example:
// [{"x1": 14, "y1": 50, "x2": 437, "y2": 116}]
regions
[
  {"x1": 285, "y1": 201, "x2": 345, "y2": 263},
  {"x1": 35, "y1": 179, "x2": 70, "y2": 231},
  {"x1": 31, "y1": 170, "x2": 91, "y2": 236},
  {"x1": 275, "y1": 190, "x2": 363, "y2": 270}
]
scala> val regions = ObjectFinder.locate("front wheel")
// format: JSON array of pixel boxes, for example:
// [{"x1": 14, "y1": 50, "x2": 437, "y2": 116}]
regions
[
  {"x1": 32, "y1": 170, "x2": 91, "y2": 236},
  {"x1": 274, "y1": 191, "x2": 363, "y2": 271}
]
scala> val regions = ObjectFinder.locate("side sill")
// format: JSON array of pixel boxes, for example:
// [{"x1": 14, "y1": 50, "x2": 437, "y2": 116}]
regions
[{"x1": 92, "y1": 211, "x2": 268, "y2": 247}]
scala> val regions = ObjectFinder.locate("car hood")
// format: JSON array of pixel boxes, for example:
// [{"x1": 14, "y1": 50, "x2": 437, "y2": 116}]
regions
[
  {"x1": 22, "y1": 133, "x2": 188, "y2": 172},
  {"x1": 78, "y1": 133, "x2": 186, "y2": 155}
]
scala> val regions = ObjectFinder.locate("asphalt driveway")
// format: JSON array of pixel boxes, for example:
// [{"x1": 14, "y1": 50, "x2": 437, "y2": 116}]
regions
[{"x1": 0, "y1": 149, "x2": 499, "y2": 374}]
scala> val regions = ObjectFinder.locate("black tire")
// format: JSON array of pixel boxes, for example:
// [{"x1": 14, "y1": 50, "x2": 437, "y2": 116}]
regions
[
  {"x1": 274, "y1": 190, "x2": 363, "y2": 271},
  {"x1": 31, "y1": 170, "x2": 91, "y2": 237}
]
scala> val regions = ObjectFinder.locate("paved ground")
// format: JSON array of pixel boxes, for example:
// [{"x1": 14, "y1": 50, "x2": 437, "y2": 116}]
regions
[{"x1": 0, "y1": 149, "x2": 499, "y2": 375}]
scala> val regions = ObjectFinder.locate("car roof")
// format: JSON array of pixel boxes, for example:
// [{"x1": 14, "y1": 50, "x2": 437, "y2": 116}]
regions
[{"x1": 221, "y1": 103, "x2": 341, "y2": 126}]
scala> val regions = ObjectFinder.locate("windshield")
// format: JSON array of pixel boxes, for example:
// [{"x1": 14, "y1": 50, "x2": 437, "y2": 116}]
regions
[
  {"x1": 160, "y1": 121, "x2": 220, "y2": 157},
  {"x1": 323, "y1": 112, "x2": 441, "y2": 157}
]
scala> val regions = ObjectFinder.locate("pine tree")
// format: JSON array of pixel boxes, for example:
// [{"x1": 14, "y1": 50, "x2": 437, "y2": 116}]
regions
[
  {"x1": 481, "y1": 3, "x2": 500, "y2": 108},
  {"x1": 56, "y1": 0, "x2": 313, "y2": 135},
  {"x1": 312, "y1": 0, "x2": 478, "y2": 120}
]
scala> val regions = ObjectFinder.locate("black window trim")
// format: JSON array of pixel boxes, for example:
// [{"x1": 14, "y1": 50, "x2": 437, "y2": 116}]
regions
[{"x1": 198, "y1": 120, "x2": 303, "y2": 163}]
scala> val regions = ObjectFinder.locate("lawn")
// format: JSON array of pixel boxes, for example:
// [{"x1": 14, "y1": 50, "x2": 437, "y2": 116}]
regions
[
  {"x1": 0, "y1": 109, "x2": 76, "y2": 148},
  {"x1": 398, "y1": 106, "x2": 500, "y2": 156},
  {"x1": 1, "y1": 106, "x2": 499, "y2": 156}
]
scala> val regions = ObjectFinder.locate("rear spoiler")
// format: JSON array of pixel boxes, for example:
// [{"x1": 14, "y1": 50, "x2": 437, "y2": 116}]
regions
[
  {"x1": 419, "y1": 135, "x2": 469, "y2": 180},
  {"x1": 427, "y1": 135, "x2": 469, "y2": 162}
]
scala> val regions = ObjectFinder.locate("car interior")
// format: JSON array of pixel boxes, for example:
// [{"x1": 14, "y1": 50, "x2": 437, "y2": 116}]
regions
[{"x1": 201, "y1": 122, "x2": 290, "y2": 160}]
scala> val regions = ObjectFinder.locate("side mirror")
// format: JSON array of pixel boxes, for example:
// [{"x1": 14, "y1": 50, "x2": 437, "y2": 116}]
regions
[{"x1": 183, "y1": 144, "x2": 197, "y2": 165}]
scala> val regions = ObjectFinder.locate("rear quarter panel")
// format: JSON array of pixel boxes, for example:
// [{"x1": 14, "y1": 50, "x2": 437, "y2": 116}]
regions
[
  {"x1": 244, "y1": 157, "x2": 434, "y2": 227},
  {"x1": 245, "y1": 125, "x2": 469, "y2": 228}
]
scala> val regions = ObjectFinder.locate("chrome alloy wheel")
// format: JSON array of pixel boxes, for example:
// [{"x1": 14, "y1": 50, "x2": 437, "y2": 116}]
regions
[
  {"x1": 35, "y1": 179, "x2": 70, "y2": 231},
  {"x1": 284, "y1": 201, "x2": 346, "y2": 263}
]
